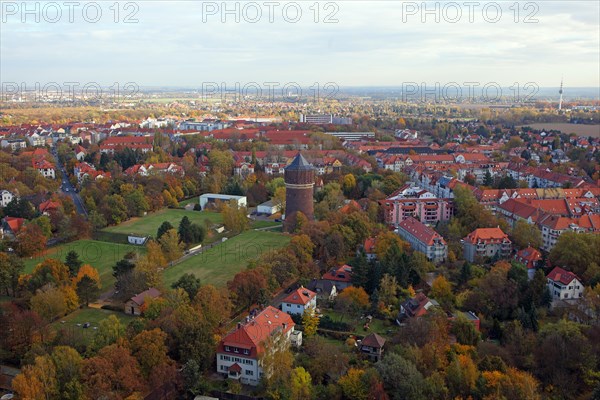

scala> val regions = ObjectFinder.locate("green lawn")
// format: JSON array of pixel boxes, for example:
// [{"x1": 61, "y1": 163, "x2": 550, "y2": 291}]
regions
[
  {"x1": 23, "y1": 240, "x2": 145, "y2": 290},
  {"x1": 322, "y1": 309, "x2": 398, "y2": 339},
  {"x1": 51, "y1": 308, "x2": 136, "y2": 344},
  {"x1": 163, "y1": 230, "x2": 290, "y2": 287},
  {"x1": 250, "y1": 221, "x2": 282, "y2": 229},
  {"x1": 102, "y1": 209, "x2": 222, "y2": 238}
]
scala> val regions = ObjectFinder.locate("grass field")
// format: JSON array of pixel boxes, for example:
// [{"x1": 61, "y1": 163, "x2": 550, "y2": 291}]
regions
[
  {"x1": 24, "y1": 240, "x2": 145, "y2": 290},
  {"x1": 163, "y1": 230, "x2": 290, "y2": 287},
  {"x1": 51, "y1": 308, "x2": 136, "y2": 344},
  {"x1": 102, "y1": 209, "x2": 222, "y2": 237},
  {"x1": 179, "y1": 197, "x2": 199, "y2": 208}
]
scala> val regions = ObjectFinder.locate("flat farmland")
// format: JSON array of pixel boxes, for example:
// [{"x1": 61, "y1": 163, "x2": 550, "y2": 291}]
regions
[{"x1": 521, "y1": 123, "x2": 600, "y2": 137}]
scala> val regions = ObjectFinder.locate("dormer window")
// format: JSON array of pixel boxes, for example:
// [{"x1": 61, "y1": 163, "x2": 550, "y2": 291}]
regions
[{"x1": 225, "y1": 346, "x2": 230, "y2": 352}]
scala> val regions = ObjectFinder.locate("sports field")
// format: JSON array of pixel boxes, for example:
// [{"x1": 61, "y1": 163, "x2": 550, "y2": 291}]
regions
[
  {"x1": 102, "y1": 209, "x2": 222, "y2": 237},
  {"x1": 162, "y1": 230, "x2": 290, "y2": 287},
  {"x1": 23, "y1": 240, "x2": 145, "y2": 290}
]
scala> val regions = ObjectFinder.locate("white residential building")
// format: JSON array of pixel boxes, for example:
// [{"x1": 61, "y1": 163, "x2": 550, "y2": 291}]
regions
[
  {"x1": 0, "y1": 190, "x2": 16, "y2": 207},
  {"x1": 547, "y1": 266, "x2": 584, "y2": 301},
  {"x1": 216, "y1": 306, "x2": 296, "y2": 386},
  {"x1": 281, "y1": 287, "x2": 317, "y2": 315}
]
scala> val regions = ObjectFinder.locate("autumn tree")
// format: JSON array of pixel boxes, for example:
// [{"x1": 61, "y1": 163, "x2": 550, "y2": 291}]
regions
[
  {"x1": 549, "y1": 232, "x2": 600, "y2": 279},
  {"x1": 300, "y1": 336, "x2": 349, "y2": 384},
  {"x1": 221, "y1": 200, "x2": 249, "y2": 234},
  {"x1": 511, "y1": 220, "x2": 543, "y2": 250},
  {"x1": 430, "y1": 275, "x2": 454, "y2": 309},
  {"x1": 74, "y1": 264, "x2": 101, "y2": 306},
  {"x1": 30, "y1": 285, "x2": 67, "y2": 322},
  {"x1": 15, "y1": 222, "x2": 47, "y2": 257},
  {"x1": 228, "y1": 268, "x2": 268, "y2": 309},
  {"x1": 130, "y1": 328, "x2": 174, "y2": 381},
  {"x1": 0, "y1": 252, "x2": 24, "y2": 296},
  {"x1": 451, "y1": 314, "x2": 480, "y2": 346},
  {"x1": 376, "y1": 352, "x2": 425, "y2": 400},
  {"x1": 273, "y1": 186, "x2": 286, "y2": 214},
  {"x1": 159, "y1": 229, "x2": 183, "y2": 262},
  {"x1": 378, "y1": 274, "x2": 399, "y2": 312},
  {"x1": 81, "y1": 344, "x2": 145, "y2": 399},
  {"x1": 339, "y1": 368, "x2": 370, "y2": 400},
  {"x1": 535, "y1": 319, "x2": 596, "y2": 398},
  {"x1": 12, "y1": 355, "x2": 58, "y2": 400},
  {"x1": 50, "y1": 346, "x2": 84, "y2": 399},
  {"x1": 260, "y1": 330, "x2": 294, "y2": 399},
  {"x1": 88, "y1": 315, "x2": 125, "y2": 355},
  {"x1": 446, "y1": 354, "x2": 479, "y2": 398},
  {"x1": 336, "y1": 286, "x2": 370, "y2": 318},
  {"x1": 302, "y1": 308, "x2": 320, "y2": 337},
  {"x1": 193, "y1": 284, "x2": 232, "y2": 329},
  {"x1": 290, "y1": 367, "x2": 313, "y2": 400},
  {"x1": 172, "y1": 273, "x2": 201, "y2": 299}
]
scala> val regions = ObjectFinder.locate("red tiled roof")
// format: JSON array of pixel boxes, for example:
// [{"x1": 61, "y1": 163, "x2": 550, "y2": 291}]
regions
[
  {"x1": 282, "y1": 287, "x2": 316, "y2": 305},
  {"x1": 464, "y1": 228, "x2": 510, "y2": 244},
  {"x1": 228, "y1": 363, "x2": 242, "y2": 373},
  {"x1": 322, "y1": 265, "x2": 353, "y2": 283},
  {"x1": 39, "y1": 200, "x2": 61, "y2": 213},
  {"x1": 363, "y1": 237, "x2": 376, "y2": 253},
  {"x1": 515, "y1": 246, "x2": 541, "y2": 269},
  {"x1": 4, "y1": 217, "x2": 25, "y2": 233},
  {"x1": 547, "y1": 266, "x2": 580, "y2": 285},
  {"x1": 218, "y1": 306, "x2": 294, "y2": 358},
  {"x1": 361, "y1": 333, "x2": 386, "y2": 348},
  {"x1": 398, "y1": 217, "x2": 446, "y2": 246},
  {"x1": 102, "y1": 136, "x2": 151, "y2": 146},
  {"x1": 130, "y1": 287, "x2": 161, "y2": 306}
]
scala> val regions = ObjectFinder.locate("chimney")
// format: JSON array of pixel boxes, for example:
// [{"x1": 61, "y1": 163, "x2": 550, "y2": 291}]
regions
[{"x1": 237, "y1": 322, "x2": 242, "y2": 329}]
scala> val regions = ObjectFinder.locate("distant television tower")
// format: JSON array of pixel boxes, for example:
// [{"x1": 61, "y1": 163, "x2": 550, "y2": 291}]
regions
[{"x1": 558, "y1": 78, "x2": 564, "y2": 111}]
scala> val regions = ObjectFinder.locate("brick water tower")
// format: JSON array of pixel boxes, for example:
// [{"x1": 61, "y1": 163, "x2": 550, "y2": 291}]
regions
[{"x1": 284, "y1": 153, "x2": 315, "y2": 232}]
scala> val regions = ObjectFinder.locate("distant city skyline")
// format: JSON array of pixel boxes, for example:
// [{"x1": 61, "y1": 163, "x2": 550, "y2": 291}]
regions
[{"x1": 1, "y1": 1, "x2": 599, "y2": 87}]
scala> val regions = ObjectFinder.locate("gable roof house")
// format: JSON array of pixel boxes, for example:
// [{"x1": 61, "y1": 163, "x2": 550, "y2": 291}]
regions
[
  {"x1": 397, "y1": 292, "x2": 439, "y2": 323},
  {"x1": 124, "y1": 288, "x2": 161, "y2": 315},
  {"x1": 514, "y1": 246, "x2": 542, "y2": 280},
  {"x1": 216, "y1": 306, "x2": 297, "y2": 385},
  {"x1": 396, "y1": 217, "x2": 448, "y2": 263},
  {"x1": 462, "y1": 227, "x2": 512, "y2": 263},
  {"x1": 547, "y1": 266, "x2": 584, "y2": 302},
  {"x1": 359, "y1": 333, "x2": 386, "y2": 361},
  {"x1": 306, "y1": 279, "x2": 338, "y2": 301},
  {"x1": 281, "y1": 287, "x2": 317, "y2": 315},
  {"x1": 322, "y1": 265, "x2": 353, "y2": 290}
]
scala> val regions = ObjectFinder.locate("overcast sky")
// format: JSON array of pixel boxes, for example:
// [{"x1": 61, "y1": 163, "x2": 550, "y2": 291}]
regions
[{"x1": 1, "y1": 1, "x2": 599, "y2": 89}]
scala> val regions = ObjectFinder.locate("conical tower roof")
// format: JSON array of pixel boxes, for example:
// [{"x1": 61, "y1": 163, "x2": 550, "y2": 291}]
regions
[{"x1": 286, "y1": 152, "x2": 314, "y2": 171}]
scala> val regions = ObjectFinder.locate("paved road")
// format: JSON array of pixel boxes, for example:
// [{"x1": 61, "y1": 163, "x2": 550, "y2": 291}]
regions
[{"x1": 52, "y1": 149, "x2": 87, "y2": 217}]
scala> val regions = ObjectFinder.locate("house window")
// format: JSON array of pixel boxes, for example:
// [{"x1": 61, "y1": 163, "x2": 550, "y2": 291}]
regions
[
  {"x1": 246, "y1": 370, "x2": 254, "y2": 376},
  {"x1": 234, "y1": 348, "x2": 239, "y2": 353},
  {"x1": 244, "y1": 349, "x2": 249, "y2": 355},
  {"x1": 225, "y1": 346, "x2": 230, "y2": 352}
]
